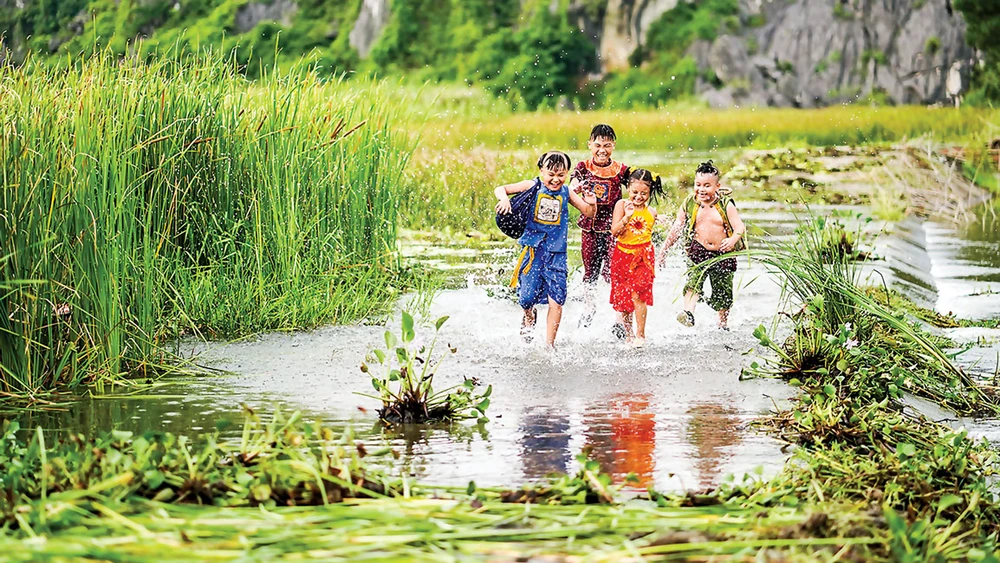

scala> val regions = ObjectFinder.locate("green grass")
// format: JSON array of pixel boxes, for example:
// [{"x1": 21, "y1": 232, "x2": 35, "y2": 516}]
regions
[
  {"x1": 421, "y1": 106, "x2": 999, "y2": 151},
  {"x1": 0, "y1": 51, "x2": 417, "y2": 394}
]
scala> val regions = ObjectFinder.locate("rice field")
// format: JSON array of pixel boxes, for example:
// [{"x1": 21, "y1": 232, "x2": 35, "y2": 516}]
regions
[
  {"x1": 0, "y1": 53, "x2": 416, "y2": 394},
  {"x1": 422, "y1": 104, "x2": 1000, "y2": 151}
]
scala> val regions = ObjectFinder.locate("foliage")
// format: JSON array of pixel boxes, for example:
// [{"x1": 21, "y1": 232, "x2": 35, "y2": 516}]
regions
[
  {"x1": 361, "y1": 312, "x2": 491, "y2": 424},
  {"x1": 470, "y1": 6, "x2": 597, "y2": 110},
  {"x1": 954, "y1": 0, "x2": 1000, "y2": 103},
  {"x1": 745, "y1": 215, "x2": 999, "y2": 415},
  {"x1": 495, "y1": 447, "x2": 625, "y2": 505},
  {"x1": 0, "y1": 407, "x2": 394, "y2": 528},
  {"x1": 0, "y1": 52, "x2": 416, "y2": 394}
]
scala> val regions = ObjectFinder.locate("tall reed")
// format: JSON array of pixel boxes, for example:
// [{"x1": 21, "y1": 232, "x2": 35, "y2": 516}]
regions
[{"x1": 0, "y1": 52, "x2": 415, "y2": 394}]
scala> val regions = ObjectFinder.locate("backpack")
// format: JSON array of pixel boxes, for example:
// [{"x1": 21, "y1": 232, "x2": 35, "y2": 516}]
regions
[
  {"x1": 684, "y1": 193, "x2": 745, "y2": 252},
  {"x1": 495, "y1": 179, "x2": 541, "y2": 239}
]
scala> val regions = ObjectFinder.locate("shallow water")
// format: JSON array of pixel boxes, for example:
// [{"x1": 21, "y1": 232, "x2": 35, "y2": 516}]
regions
[{"x1": 11, "y1": 202, "x2": 1000, "y2": 492}]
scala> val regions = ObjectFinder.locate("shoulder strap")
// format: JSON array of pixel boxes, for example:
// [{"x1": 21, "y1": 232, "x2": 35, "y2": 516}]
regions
[
  {"x1": 683, "y1": 194, "x2": 698, "y2": 236},
  {"x1": 713, "y1": 197, "x2": 734, "y2": 237}
]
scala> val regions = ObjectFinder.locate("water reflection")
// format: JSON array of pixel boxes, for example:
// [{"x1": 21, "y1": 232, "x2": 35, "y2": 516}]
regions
[
  {"x1": 583, "y1": 393, "x2": 656, "y2": 487},
  {"x1": 518, "y1": 405, "x2": 571, "y2": 480},
  {"x1": 685, "y1": 402, "x2": 743, "y2": 490}
]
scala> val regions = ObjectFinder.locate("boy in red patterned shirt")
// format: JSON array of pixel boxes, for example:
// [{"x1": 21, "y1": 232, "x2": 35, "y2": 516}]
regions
[{"x1": 569, "y1": 124, "x2": 631, "y2": 332}]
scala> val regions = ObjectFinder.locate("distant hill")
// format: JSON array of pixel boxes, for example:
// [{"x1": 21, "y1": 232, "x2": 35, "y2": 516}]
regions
[{"x1": 1, "y1": 0, "x2": 995, "y2": 109}]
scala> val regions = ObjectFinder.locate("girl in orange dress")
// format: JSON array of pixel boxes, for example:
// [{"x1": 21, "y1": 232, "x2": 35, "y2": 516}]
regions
[{"x1": 609, "y1": 169, "x2": 663, "y2": 345}]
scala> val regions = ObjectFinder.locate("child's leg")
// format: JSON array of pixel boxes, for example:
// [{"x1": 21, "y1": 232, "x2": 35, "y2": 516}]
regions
[
  {"x1": 706, "y1": 268, "x2": 734, "y2": 327},
  {"x1": 620, "y1": 311, "x2": 634, "y2": 341},
  {"x1": 546, "y1": 298, "x2": 563, "y2": 347},
  {"x1": 632, "y1": 292, "x2": 648, "y2": 339},
  {"x1": 683, "y1": 289, "x2": 699, "y2": 312}
]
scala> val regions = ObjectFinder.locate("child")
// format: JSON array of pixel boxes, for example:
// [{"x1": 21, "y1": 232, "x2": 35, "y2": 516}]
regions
[
  {"x1": 609, "y1": 169, "x2": 663, "y2": 346},
  {"x1": 659, "y1": 161, "x2": 746, "y2": 330},
  {"x1": 569, "y1": 124, "x2": 631, "y2": 328},
  {"x1": 495, "y1": 151, "x2": 597, "y2": 348}
]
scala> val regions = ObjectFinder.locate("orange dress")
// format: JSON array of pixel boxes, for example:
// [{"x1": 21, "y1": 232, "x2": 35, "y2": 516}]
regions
[{"x1": 610, "y1": 206, "x2": 655, "y2": 312}]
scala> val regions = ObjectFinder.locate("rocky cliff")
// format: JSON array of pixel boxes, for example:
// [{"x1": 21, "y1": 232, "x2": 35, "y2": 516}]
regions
[{"x1": 691, "y1": 0, "x2": 977, "y2": 107}]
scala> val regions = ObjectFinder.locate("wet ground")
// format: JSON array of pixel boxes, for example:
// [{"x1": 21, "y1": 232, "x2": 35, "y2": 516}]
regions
[{"x1": 13, "y1": 200, "x2": 998, "y2": 492}]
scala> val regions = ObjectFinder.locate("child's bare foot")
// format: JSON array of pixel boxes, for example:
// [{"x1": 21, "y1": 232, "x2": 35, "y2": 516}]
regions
[{"x1": 521, "y1": 309, "x2": 537, "y2": 342}]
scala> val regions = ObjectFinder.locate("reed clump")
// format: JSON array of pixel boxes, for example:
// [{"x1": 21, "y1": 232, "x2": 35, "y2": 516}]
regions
[
  {"x1": 747, "y1": 211, "x2": 999, "y2": 415},
  {"x1": 0, "y1": 52, "x2": 416, "y2": 395}
]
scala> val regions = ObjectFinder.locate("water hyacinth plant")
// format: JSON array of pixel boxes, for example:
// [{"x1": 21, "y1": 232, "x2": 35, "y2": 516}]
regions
[{"x1": 361, "y1": 312, "x2": 491, "y2": 424}]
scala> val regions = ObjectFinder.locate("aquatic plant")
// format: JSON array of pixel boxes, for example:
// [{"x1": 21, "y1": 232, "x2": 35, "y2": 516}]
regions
[
  {"x1": 0, "y1": 407, "x2": 396, "y2": 534},
  {"x1": 0, "y1": 51, "x2": 417, "y2": 395},
  {"x1": 361, "y1": 312, "x2": 491, "y2": 424},
  {"x1": 494, "y1": 447, "x2": 623, "y2": 505},
  {"x1": 741, "y1": 205, "x2": 999, "y2": 414}
]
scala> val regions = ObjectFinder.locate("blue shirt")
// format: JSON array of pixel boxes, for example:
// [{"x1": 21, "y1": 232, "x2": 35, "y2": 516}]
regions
[{"x1": 518, "y1": 182, "x2": 569, "y2": 253}]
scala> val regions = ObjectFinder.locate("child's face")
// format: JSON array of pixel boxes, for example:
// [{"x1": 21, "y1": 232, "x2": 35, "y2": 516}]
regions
[
  {"x1": 694, "y1": 172, "x2": 720, "y2": 202},
  {"x1": 540, "y1": 166, "x2": 568, "y2": 191},
  {"x1": 628, "y1": 180, "x2": 651, "y2": 207},
  {"x1": 587, "y1": 136, "x2": 615, "y2": 165}
]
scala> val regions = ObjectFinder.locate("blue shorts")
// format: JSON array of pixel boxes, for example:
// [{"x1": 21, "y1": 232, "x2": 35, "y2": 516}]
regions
[{"x1": 511, "y1": 246, "x2": 567, "y2": 309}]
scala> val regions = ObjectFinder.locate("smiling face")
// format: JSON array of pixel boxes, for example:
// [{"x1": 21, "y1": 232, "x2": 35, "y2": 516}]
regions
[
  {"x1": 588, "y1": 136, "x2": 615, "y2": 166},
  {"x1": 628, "y1": 180, "x2": 651, "y2": 207},
  {"x1": 540, "y1": 165, "x2": 568, "y2": 191},
  {"x1": 694, "y1": 171, "x2": 721, "y2": 203}
]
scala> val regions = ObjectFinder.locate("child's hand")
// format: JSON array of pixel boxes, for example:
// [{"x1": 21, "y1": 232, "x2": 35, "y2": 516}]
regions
[
  {"x1": 719, "y1": 236, "x2": 739, "y2": 252},
  {"x1": 623, "y1": 201, "x2": 635, "y2": 217},
  {"x1": 495, "y1": 197, "x2": 512, "y2": 214},
  {"x1": 582, "y1": 189, "x2": 597, "y2": 205}
]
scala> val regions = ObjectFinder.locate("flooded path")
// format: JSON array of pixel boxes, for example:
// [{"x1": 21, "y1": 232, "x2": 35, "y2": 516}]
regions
[{"x1": 14, "y1": 202, "x2": 1000, "y2": 492}]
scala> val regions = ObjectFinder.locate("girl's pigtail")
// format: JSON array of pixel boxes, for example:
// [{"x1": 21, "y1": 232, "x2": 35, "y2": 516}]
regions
[{"x1": 650, "y1": 173, "x2": 664, "y2": 203}]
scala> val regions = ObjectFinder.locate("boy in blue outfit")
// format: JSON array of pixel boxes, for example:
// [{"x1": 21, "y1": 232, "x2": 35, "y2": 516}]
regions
[{"x1": 495, "y1": 151, "x2": 597, "y2": 348}]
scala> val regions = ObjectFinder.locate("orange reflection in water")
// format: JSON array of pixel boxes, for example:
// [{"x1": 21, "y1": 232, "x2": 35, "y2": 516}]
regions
[{"x1": 584, "y1": 393, "x2": 656, "y2": 488}]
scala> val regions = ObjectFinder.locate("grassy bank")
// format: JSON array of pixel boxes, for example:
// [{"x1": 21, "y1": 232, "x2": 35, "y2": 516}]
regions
[
  {"x1": 0, "y1": 53, "x2": 417, "y2": 395},
  {"x1": 422, "y1": 105, "x2": 998, "y2": 151}
]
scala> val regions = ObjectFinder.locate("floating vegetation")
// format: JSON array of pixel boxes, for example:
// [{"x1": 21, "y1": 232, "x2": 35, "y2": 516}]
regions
[
  {"x1": 0, "y1": 407, "x2": 395, "y2": 531},
  {"x1": 361, "y1": 312, "x2": 491, "y2": 424}
]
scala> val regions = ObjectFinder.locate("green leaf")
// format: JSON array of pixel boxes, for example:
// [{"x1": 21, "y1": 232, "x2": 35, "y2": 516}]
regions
[
  {"x1": 822, "y1": 384, "x2": 836, "y2": 397},
  {"x1": 385, "y1": 331, "x2": 397, "y2": 349},
  {"x1": 476, "y1": 398, "x2": 491, "y2": 412},
  {"x1": 936, "y1": 493, "x2": 964, "y2": 514},
  {"x1": 835, "y1": 359, "x2": 849, "y2": 372},
  {"x1": 896, "y1": 442, "x2": 917, "y2": 457},
  {"x1": 402, "y1": 311, "x2": 415, "y2": 342},
  {"x1": 466, "y1": 480, "x2": 477, "y2": 495},
  {"x1": 396, "y1": 347, "x2": 409, "y2": 363},
  {"x1": 373, "y1": 349, "x2": 386, "y2": 364},
  {"x1": 483, "y1": 384, "x2": 492, "y2": 397},
  {"x1": 435, "y1": 316, "x2": 449, "y2": 331}
]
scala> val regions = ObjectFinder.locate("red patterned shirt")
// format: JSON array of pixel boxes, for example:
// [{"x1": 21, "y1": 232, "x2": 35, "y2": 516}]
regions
[{"x1": 571, "y1": 159, "x2": 630, "y2": 232}]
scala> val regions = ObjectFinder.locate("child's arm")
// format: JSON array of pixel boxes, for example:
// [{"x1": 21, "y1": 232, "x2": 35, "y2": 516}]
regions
[
  {"x1": 659, "y1": 209, "x2": 687, "y2": 253},
  {"x1": 494, "y1": 179, "x2": 536, "y2": 214},
  {"x1": 610, "y1": 200, "x2": 630, "y2": 237},
  {"x1": 569, "y1": 189, "x2": 597, "y2": 217},
  {"x1": 719, "y1": 202, "x2": 746, "y2": 252}
]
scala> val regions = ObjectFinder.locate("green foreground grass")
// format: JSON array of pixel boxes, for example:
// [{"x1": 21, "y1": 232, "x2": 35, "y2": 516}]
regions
[
  {"x1": 0, "y1": 53, "x2": 420, "y2": 395},
  {"x1": 3, "y1": 215, "x2": 1000, "y2": 561}
]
